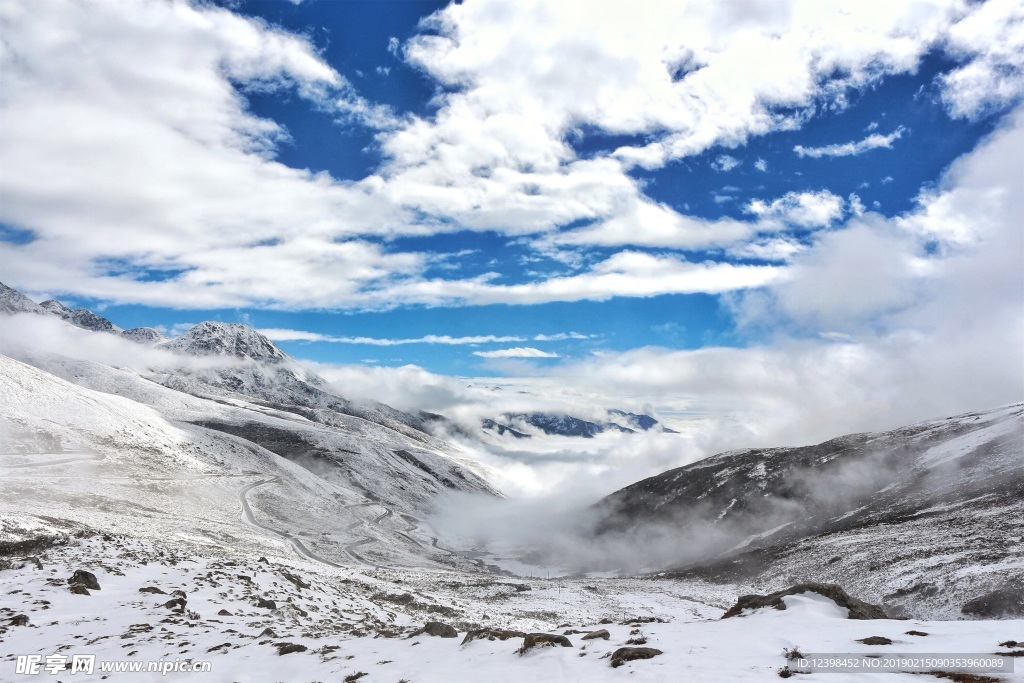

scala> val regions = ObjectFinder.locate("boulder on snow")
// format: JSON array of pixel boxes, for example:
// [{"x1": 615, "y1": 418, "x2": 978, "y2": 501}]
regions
[
  {"x1": 274, "y1": 642, "x2": 307, "y2": 655},
  {"x1": 857, "y1": 636, "x2": 894, "y2": 645},
  {"x1": 610, "y1": 646, "x2": 663, "y2": 668},
  {"x1": 139, "y1": 586, "x2": 167, "y2": 595},
  {"x1": 722, "y1": 583, "x2": 886, "y2": 620},
  {"x1": 461, "y1": 627, "x2": 527, "y2": 645},
  {"x1": 411, "y1": 621, "x2": 458, "y2": 638},
  {"x1": 162, "y1": 598, "x2": 187, "y2": 611},
  {"x1": 255, "y1": 597, "x2": 277, "y2": 610},
  {"x1": 68, "y1": 569, "x2": 100, "y2": 591},
  {"x1": 68, "y1": 584, "x2": 90, "y2": 595},
  {"x1": 517, "y1": 633, "x2": 573, "y2": 654},
  {"x1": 10, "y1": 614, "x2": 29, "y2": 626},
  {"x1": 582, "y1": 629, "x2": 610, "y2": 640}
]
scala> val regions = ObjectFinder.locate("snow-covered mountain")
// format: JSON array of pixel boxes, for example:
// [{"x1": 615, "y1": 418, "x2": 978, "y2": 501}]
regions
[
  {"x1": 162, "y1": 321, "x2": 287, "y2": 361},
  {"x1": 0, "y1": 282, "x2": 45, "y2": 314},
  {"x1": 2, "y1": 280, "x2": 1022, "y2": 681},
  {"x1": 482, "y1": 410, "x2": 674, "y2": 439},
  {"x1": 592, "y1": 404, "x2": 1024, "y2": 619},
  {"x1": 0, "y1": 283, "x2": 498, "y2": 570}
]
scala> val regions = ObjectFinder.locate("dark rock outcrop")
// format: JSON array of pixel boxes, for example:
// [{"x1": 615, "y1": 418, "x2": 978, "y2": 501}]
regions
[
  {"x1": 961, "y1": 584, "x2": 1024, "y2": 618},
  {"x1": 461, "y1": 627, "x2": 527, "y2": 645},
  {"x1": 412, "y1": 621, "x2": 458, "y2": 638},
  {"x1": 274, "y1": 642, "x2": 307, "y2": 655},
  {"x1": 722, "y1": 583, "x2": 886, "y2": 620},
  {"x1": 518, "y1": 633, "x2": 573, "y2": 654},
  {"x1": 857, "y1": 636, "x2": 894, "y2": 645},
  {"x1": 610, "y1": 647, "x2": 663, "y2": 668},
  {"x1": 68, "y1": 569, "x2": 100, "y2": 591},
  {"x1": 583, "y1": 629, "x2": 610, "y2": 640}
]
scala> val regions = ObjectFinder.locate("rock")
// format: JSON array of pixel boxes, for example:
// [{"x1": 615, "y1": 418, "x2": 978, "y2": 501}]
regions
[
  {"x1": 170, "y1": 589, "x2": 187, "y2": 599},
  {"x1": 961, "y1": 585, "x2": 1024, "y2": 618},
  {"x1": 857, "y1": 636, "x2": 893, "y2": 645},
  {"x1": 512, "y1": 583, "x2": 532, "y2": 592},
  {"x1": 162, "y1": 598, "x2": 187, "y2": 611},
  {"x1": 23, "y1": 556, "x2": 43, "y2": 570},
  {"x1": 599, "y1": 617, "x2": 614, "y2": 624},
  {"x1": 69, "y1": 584, "x2": 90, "y2": 595},
  {"x1": 257, "y1": 628, "x2": 277, "y2": 639},
  {"x1": 274, "y1": 642, "x2": 307, "y2": 655},
  {"x1": 68, "y1": 569, "x2": 100, "y2": 591},
  {"x1": 905, "y1": 630, "x2": 928, "y2": 636},
  {"x1": 722, "y1": 583, "x2": 886, "y2": 620},
  {"x1": 279, "y1": 569, "x2": 310, "y2": 590},
  {"x1": 999, "y1": 641, "x2": 1022, "y2": 648},
  {"x1": 255, "y1": 597, "x2": 277, "y2": 610},
  {"x1": 461, "y1": 627, "x2": 527, "y2": 645},
  {"x1": 583, "y1": 629, "x2": 611, "y2": 640},
  {"x1": 610, "y1": 646, "x2": 663, "y2": 668},
  {"x1": 10, "y1": 614, "x2": 29, "y2": 626},
  {"x1": 518, "y1": 633, "x2": 573, "y2": 654},
  {"x1": 139, "y1": 586, "x2": 167, "y2": 595},
  {"x1": 412, "y1": 621, "x2": 458, "y2": 638},
  {"x1": 217, "y1": 609, "x2": 233, "y2": 616}
]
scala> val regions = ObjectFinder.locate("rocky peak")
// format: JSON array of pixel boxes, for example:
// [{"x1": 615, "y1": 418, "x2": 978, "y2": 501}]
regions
[
  {"x1": 39, "y1": 299, "x2": 73, "y2": 319},
  {"x1": 121, "y1": 327, "x2": 168, "y2": 344},
  {"x1": 0, "y1": 282, "x2": 45, "y2": 314},
  {"x1": 162, "y1": 322, "x2": 287, "y2": 362},
  {"x1": 40, "y1": 298, "x2": 120, "y2": 333}
]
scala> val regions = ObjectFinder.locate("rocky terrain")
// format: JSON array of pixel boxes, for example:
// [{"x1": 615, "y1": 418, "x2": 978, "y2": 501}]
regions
[{"x1": 593, "y1": 404, "x2": 1024, "y2": 619}]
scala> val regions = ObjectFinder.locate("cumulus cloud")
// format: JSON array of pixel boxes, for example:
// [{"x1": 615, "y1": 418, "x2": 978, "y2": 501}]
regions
[
  {"x1": 711, "y1": 154, "x2": 742, "y2": 172},
  {"x1": 744, "y1": 190, "x2": 845, "y2": 228},
  {"x1": 793, "y1": 126, "x2": 906, "y2": 158},
  {"x1": 0, "y1": 0, "x2": 1020, "y2": 313},
  {"x1": 940, "y1": 0, "x2": 1024, "y2": 119},
  {"x1": 314, "y1": 107, "x2": 1024, "y2": 498}
]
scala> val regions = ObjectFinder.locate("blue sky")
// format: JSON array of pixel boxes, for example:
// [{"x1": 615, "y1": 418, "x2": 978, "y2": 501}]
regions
[{"x1": 0, "y1": 0, "x2": 1021, "y2": 430}]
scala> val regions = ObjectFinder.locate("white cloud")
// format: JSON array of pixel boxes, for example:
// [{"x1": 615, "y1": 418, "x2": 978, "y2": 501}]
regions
[
  {"x1": 711, "y1": 154, "x2": 742, "y2": 172},
  {"x1": 376, "y1": 252, "x2": 785, "y2": 307},
  {"x1": 744, "y1": 190, "x2": 845, "y2": 228},
  {"x1": 754, "y1": 158, "x2": 768, "y2": 172},
  {"x1": 729, "y1": 237, "x2": 806, "y2": 262},
  {"x1": 259, "y1": 329, "x2": 527, "y2": 345},
  {"x1": 793, "y1": 126, "x2": 906, "y2": 158},
  {"x1": 940, "y1": 0, "x2": 1024, "y2": 119},
  {"x1": 473, "y1": 347, "x2": 559, "y2": 358},
  {"x1": 0, "y1": 0, "x2": 1019, "y2": 312}
]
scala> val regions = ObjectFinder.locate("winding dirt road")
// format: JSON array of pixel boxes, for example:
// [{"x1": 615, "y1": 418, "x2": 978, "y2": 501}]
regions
[{"x1": 237, "y1": 477, "x2": 348, "y2": 569}]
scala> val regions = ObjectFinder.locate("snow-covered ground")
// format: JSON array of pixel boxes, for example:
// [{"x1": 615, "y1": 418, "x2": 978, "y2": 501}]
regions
[
  {"x1": 1, "y1": 306, "x2": 1022, "y2": 682},
  {"x1": 2, "y1": 534, "x2": 1021, "y2": 683}
]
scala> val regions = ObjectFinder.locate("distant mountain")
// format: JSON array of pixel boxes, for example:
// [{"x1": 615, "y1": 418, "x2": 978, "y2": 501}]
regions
[
  {"x1": 482, "y1": 410, "x2": 673, "y2": 438},
  {"x1": 592, "y1": 404, "x2": 1024, "y2": 619},
  {"x1": 120, "y1": 326, "x2": 167, "y2": 344},
  {"x1": 0, "y1": 282, "x2": 123, "y2": 333},
  {"x1": 162, "y1": 321, "x2": 287, "y2": 362},
  {"x1": 0, "y1": 282, "x2": 45, "y2": 314}
]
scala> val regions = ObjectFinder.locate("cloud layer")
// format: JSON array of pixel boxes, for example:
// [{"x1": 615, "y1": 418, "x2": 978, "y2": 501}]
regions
[{"x1": 1, "y1": 0, "x2": 1022, "y2": 309}]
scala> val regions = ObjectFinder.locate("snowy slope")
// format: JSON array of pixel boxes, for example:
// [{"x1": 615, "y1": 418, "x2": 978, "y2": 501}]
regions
[{"x1": 594, "y1": 404, "x2": 1024, "y2": 618}]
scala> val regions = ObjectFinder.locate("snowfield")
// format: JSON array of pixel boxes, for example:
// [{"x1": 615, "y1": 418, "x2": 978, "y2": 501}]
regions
[{"x1": 2, "y1": 534, "x2": 1022, "y2": 683}]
